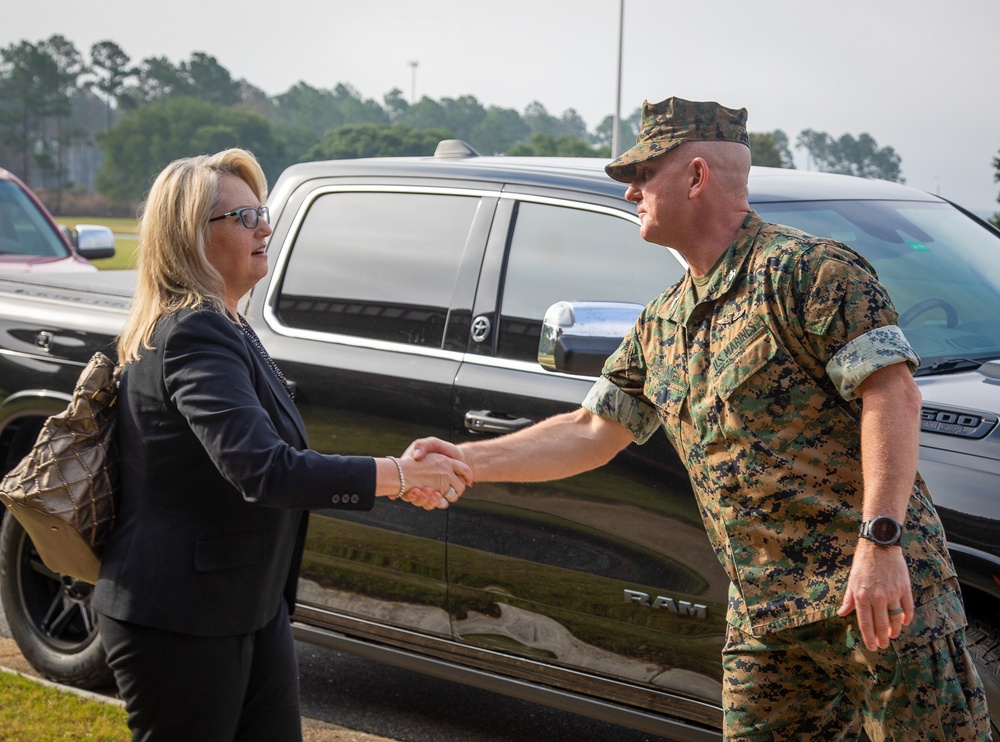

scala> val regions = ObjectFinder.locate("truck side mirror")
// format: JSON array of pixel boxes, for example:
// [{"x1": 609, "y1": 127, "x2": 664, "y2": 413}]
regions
[
  {"x1": 538, "y1": 301, "x2": 642, "y2": 376},
  {"x1": 73, "y1": 225, "x2": 116, "y2": 261}
]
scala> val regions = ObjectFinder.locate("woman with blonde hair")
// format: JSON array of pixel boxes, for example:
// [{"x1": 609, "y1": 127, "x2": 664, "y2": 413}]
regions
[{"x1": 93, "y1": 148, "x2": 469, "y2": 741}]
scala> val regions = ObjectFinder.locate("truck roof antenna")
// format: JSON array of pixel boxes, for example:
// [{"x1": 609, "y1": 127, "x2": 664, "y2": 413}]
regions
[{"x1": 434, "y1": 140, "x2": 480, "y2": 159}]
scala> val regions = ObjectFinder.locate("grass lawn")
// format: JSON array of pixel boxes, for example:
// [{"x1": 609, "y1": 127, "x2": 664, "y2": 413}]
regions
[
  {"x1": 0, "y1": 671, "x2": 128, "y2": 741},
  {"x1": 55, "y1": 216, "x2": 138, "y2": 235},
  {"x1": 90, "y1": 239, "x2": 138, "y2": 271}
]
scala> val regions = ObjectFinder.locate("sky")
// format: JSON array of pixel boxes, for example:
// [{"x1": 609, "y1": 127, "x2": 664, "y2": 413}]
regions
[{"x1": 7, "y1": 0, "x2": 1000, "y2": 216}]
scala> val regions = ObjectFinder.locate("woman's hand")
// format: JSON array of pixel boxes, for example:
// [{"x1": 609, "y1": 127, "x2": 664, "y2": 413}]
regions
[{"x1": 395, "y1": 450, "x2": 473, "y2": 510}]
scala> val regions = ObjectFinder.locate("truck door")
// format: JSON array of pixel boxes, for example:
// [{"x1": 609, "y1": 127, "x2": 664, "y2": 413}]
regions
[{"x1": 449, "y1": 194, "x2": 729, "y2": 715}]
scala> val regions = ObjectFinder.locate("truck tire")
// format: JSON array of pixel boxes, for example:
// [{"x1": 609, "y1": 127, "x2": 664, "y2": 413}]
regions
[
  {"x1": 967, "y1": 618, "x2": 1000, "y2": 736},
  {"x1": 0, "y1": 514, "x2": 113, "y2": 689}
]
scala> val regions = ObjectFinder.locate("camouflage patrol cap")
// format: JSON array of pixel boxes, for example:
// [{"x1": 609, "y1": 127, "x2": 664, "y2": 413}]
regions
[{"x1": 605, "y1": 97, "x2": 749, "y2": 183}]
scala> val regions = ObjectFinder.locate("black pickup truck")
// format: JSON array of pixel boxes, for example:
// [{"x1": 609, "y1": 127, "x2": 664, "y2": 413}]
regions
[{"x1": 0, "y1": 146, "x2": 997, "y2": 739}]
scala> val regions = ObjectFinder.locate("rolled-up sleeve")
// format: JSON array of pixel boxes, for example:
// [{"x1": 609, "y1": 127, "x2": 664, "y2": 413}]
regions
[
  {"x1": 583, "y1": 376, "x2": 661, "y2": 444},
  {"x1": 826, "y1": 325, "x2": 919, "y2": 400}
]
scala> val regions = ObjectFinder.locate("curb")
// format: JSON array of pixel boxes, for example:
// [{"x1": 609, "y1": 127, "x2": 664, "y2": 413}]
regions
[
  {"x1": 0, "y1": 635, "x2": 120, "y2": 705},
  {"x1": 0, "y1": 663, "x2": 125, "y2": 706}
]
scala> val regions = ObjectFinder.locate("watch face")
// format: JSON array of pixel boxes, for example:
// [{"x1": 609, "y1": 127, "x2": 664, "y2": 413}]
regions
[{"x1": 871, "y1": 517, "x2": 900, "y2": 543}]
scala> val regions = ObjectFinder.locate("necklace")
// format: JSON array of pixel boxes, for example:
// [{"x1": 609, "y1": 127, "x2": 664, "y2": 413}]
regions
[{"x1": 238, "y1": 315, "x2": 295, "y2": 400}]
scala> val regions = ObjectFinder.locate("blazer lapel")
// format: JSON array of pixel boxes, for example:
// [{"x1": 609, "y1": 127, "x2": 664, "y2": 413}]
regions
[{"x1": 241, "y1": 334, "x2": 308, "y2": 446}]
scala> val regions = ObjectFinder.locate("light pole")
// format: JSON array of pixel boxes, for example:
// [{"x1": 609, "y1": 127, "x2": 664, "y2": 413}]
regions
[
  {"x1": 409, "y1": 61, "x2": 418, "y2": 103},
  {"x1": 611, "y1": 0, "x2": 625, "y2": 157}
]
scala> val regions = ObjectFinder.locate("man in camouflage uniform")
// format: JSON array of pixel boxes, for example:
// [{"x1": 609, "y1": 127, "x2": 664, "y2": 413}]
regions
[{"x1": 409, "y1": 97, "x2": 991, "y2": 740}]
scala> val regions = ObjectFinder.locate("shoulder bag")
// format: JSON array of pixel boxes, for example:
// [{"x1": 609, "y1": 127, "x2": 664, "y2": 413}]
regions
[{"x1": 0, "y1": 352, "x2": 120, "y2": 583}]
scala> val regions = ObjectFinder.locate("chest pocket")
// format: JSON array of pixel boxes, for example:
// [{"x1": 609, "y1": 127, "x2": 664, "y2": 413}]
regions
[
  {"x1": 643, "y1": 342, "x2": 689, "y2": 452},
  {"x1": 711, "y1": 323, "x2": 833, "y2": 456}
]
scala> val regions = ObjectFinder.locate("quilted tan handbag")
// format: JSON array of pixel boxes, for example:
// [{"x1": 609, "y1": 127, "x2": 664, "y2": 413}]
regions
[{"x1": 0, "y1": 352, "x2": 120, "y2": 583}]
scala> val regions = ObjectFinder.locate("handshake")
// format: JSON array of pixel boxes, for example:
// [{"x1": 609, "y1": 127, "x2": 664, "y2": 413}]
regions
[{"x1": 384, "y1": 437, "x2": 471, "y2": 510}]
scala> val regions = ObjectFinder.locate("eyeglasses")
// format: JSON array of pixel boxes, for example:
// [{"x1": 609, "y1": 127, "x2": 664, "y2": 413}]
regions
[{"x1": 209, "y1": 205, "x2": 269, "y2": 229}]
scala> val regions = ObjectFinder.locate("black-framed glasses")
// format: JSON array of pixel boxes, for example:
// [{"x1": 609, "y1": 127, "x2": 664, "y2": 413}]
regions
[{"x1": 209, "y1": 205, "x2": 269, "y2": 229}]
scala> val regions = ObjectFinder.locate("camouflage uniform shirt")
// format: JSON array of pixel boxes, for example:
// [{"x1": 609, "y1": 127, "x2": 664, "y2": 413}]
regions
[{"x1": 584, "y1": 211, "x2": 956, "y2": 636}]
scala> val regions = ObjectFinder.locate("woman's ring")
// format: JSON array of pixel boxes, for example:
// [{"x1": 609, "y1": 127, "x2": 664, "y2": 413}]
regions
[
  {"x1": 887, "y1": 607, "x2": 903, "y2": 616},
  {"x1": 445, "y1": 486, "x2": 457, "y2": 500}
]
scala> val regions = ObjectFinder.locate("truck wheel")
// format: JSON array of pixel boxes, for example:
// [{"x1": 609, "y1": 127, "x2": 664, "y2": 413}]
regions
[
  {"x1": 967, "y1": 618, "x2": 1000, "y2": 736},
  {"x1": 0, "y1": 514, "x2": 113, "y2": 689}
]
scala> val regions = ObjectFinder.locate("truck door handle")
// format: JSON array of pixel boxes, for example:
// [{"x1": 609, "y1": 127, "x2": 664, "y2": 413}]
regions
[{"x1": 464, "y1": 410, "x2": 534, "y2": 434}]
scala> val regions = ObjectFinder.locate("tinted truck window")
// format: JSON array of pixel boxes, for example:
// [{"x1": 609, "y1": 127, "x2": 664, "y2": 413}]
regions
[
  {"x1": 498, "y1": 201, "x2": 686, "y2": 361},
  {"x1": 276, "y1": 191, "x2": 478, "y2": 347}
]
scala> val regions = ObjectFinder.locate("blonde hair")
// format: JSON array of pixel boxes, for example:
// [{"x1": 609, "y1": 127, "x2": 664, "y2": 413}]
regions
[{"x1": 117, "y1": 149, "x2": 268, "y2": 364}]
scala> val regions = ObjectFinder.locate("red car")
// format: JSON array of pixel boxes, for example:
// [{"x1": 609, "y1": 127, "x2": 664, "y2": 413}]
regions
[{"x1": 0, "y1": 168, "x2": 114, "y2": 272}]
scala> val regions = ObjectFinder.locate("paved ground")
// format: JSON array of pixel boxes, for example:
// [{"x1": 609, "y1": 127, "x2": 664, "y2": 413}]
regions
[{"x1": 0, "y1": 636, "x2": 394, "y2": 742}]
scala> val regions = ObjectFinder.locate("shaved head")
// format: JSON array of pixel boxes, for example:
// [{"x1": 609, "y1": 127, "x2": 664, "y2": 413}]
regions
[{"x1": 685, "y1": 141, "x2": 751, "y2": 201}]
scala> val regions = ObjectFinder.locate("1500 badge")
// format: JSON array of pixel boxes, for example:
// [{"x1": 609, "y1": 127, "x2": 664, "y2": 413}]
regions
[{"x1": 920, "y1": 405, "x2": 996, "y2": 439}]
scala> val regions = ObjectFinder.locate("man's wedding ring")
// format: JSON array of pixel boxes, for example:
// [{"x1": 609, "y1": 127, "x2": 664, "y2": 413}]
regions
[{"x1": 887, "y1": 607, "x2": 903, "y2": 616}]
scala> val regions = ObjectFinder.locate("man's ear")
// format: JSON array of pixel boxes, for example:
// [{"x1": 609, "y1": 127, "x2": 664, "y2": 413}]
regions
[{"x1": 688, "y1": 157, "x2": 709, "y2": 199}]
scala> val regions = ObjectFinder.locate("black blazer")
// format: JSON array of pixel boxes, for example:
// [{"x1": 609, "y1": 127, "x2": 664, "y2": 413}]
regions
[{"x1": 93, "y1": 306, "x2": 376, "y2": 636}]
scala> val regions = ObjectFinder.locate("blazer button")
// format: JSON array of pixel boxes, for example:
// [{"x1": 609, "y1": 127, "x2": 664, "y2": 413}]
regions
[
  {"x1": 350, "y1": 494, "x2": 359, "y2": 504},
  {"x1": 331, "y1": 495, "x2": 341, "y2": 504}
]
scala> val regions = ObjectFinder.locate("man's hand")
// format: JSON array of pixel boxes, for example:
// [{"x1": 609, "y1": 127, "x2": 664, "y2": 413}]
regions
[
  {"x1": 397, "y1": 437, "x2": 465, "y2": 509},
  {"x1": 393, "y1": 439, "x2": 470, "y2": 509},
  {"x1": 386, "y1": 448, "x2": 473, "y2": 510},
  {"x1": 837, "y1": 539, "x2": 914, "y2": 651},
  {"x1": 405, "y1": 436, "x2": 465, "y2": 465}
]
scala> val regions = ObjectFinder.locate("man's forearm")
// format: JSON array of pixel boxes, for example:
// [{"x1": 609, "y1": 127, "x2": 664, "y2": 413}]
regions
[
  {"x1": 856, "y1": 362, "x2": 922, "y2": 520},
  {"x1": 839, "y1": 361, "x2": 922, "y2": 649},
  {"x1": 459, "y1": 408, "x2": 634, "y2": 484}
]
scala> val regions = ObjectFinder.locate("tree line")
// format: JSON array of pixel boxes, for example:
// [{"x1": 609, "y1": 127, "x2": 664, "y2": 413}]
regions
[{"x1": 1, "y1": 35, "x2": 907, "y2": 212}]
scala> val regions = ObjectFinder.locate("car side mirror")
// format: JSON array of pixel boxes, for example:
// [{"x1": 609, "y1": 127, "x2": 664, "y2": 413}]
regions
[
  {"x1": 72, "y1": 225, "x2": 116, "y2": 261},
  {"x1": 538, "y1": 301, "x2": 642, "y2": 376}
]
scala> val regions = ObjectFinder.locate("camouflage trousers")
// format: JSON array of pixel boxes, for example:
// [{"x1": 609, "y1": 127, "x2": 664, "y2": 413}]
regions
[{"x1": 721, "y1": 584, "x2": 991, "y2": 741}]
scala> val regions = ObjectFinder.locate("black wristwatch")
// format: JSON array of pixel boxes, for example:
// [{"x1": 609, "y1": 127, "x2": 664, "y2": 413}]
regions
[{"x1": 859, "y1": 516, "x2": 903, "y2": 546}]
